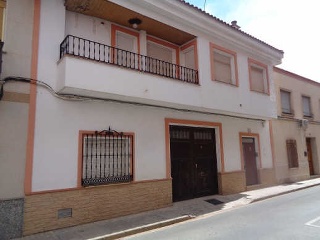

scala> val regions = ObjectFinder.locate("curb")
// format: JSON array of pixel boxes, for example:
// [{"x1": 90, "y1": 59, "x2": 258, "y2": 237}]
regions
[
  {"x1": 250, "y1": 182, "x2": 320, "y2": 203},
  {"x1": 89, "y1": 215, "x2": 195, "y2": 240},
  {"x1": 196, "y1": 182, "x2": 320, "y2": 221}
]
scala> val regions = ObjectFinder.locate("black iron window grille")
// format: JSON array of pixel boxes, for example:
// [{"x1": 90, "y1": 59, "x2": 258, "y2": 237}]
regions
[
  {"x1": 60, "y1": 35, "x2": 199, "y2": 84},
  {"x1": 81, "y1": 128, "x2": 133, "y2": 187}
]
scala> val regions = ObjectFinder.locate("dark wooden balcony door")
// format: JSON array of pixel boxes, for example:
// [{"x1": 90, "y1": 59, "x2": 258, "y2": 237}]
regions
[
  {"x1": 242, "y1": 137, "x2": 259, "y2": 186},
  {"x1": 170, "y1": 126, "x2": 218, "y2": 201}
]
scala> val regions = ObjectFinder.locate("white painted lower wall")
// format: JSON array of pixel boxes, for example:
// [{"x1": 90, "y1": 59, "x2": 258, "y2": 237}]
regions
[
  {"x1": 0, "y1": 0, "x2": 33, "y2": 200},
  {"x1": 31, "y1": 89, "x2": 273, "y2": 192},
  {"x1": 273, "y1": 119, "x2": 320, "y2": 183},
  {"x1": 0, "y1": 101, "x2": 28, "y2": 199}
]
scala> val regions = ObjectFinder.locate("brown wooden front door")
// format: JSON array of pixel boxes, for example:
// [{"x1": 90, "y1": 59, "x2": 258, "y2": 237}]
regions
[
  {"x1": 242, "y1": 137, "x2": 259, "y2": 186},
  {"x1": 170, "y1": 126, "x2": 218, "y2": 201},
  {"x1": 306, "y1": 138, "x2": 314, "y2": 175}
]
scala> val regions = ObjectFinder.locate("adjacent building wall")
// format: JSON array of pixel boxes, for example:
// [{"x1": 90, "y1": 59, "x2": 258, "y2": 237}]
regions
[
  {"x1": 0, "y1": 0, "x2": 34, "y2": 239},
  {"x1": 273, "y1": 68, "x2": 320, "y2": 183},
  {"x1": 0, "y1": 0, "x2": 34, "y2": 199}
]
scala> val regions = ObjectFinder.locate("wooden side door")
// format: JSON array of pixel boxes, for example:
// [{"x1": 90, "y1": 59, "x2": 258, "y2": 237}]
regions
[
  {"x1": 306, "y1": 138, "x2": 314, "y2": 175},
  {"x1": 242, "y1": 137, "x2": 259, "y2": 186}
]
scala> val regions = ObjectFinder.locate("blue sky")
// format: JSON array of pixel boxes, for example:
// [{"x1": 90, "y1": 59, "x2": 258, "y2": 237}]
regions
[
  {"x1": 185, "y1": 0, "x2": 320, "y2": 82},
  {"x1": 186, "y1": 0, "x2": 235, "y2": 20}
]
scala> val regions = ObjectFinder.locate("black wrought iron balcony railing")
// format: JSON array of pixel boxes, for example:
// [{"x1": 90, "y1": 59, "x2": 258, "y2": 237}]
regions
[{"x1": 60, "y1": 35, "x2": 198, "y2": 84}]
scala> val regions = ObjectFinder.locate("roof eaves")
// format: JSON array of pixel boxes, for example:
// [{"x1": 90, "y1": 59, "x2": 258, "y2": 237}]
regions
[
  {"x1": 178, "y1": 0, "x2": 284, "y2": 54},
  {"x1": 274, "y1": 67, "x2": 320, "y2": 87}
]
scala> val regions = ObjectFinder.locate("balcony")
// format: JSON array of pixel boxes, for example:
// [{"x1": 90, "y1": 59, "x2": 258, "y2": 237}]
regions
[{"x1": 60, "y1": 35, "x2": 198, "y2": 84}]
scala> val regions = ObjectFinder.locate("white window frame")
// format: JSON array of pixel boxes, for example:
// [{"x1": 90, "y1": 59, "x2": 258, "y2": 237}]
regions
[
  {"x1": 280, "y1": 89, "x2": 293, "y2": 115},
  {"x1": 210, "y1": 43, "x2": 238, "y2": 86},
  {"x1": 302, "y1": 95, "x2": 313, "y2": 118},
  {"x1": 248, "y1": 59, "x2": 269, "y2": 94},
  {"x1": 180, "y1": 45, "x2": 195, "y2": 69},
  {"x1": 116, "y1": 31, "x2": 138, "y2": 53},
  {"x1": 146, "y1": 40, "x2": 175, "y2": 63},
  {"x1": 81, "y1": 132, "x2": 134, "y2": 187}
]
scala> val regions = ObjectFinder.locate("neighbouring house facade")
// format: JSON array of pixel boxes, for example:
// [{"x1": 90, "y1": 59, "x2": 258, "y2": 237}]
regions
[
  {"x1": 0, "y1": 0, "x2": 284, "y2": 237},
  {"x1": 272, "y1": 67, "x2": 320, "y2": 183},
  {"x1": 0, "y1": 0, "x2": 34, "y2": 239}
]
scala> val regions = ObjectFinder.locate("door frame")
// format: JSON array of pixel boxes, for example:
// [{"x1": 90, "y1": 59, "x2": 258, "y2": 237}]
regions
[
  {"x1": 165, "y1": 118, "x2": 224, "y2": 190},
  {"x1": 239, "y1": 132, "x2": 261, "y2": 186},
  {"x1": 169, "y1": 125, "x2": 218, "y2": 201},
  {"x1": 306, "y1": 137, "x2": 318, "y2": 176}
]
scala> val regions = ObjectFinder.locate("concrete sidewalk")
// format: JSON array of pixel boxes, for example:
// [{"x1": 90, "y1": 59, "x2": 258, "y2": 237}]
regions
[{"x1": 16, "y1": 177, "x2": 320, "y2": 240}]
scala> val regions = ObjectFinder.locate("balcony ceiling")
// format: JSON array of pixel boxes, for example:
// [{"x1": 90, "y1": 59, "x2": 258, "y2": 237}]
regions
[{"x1": 65, "y1": 0, "x2": 195, "y2": 46}]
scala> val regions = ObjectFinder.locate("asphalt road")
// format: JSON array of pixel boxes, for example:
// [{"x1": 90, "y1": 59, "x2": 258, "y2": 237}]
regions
[{"x1": 124, "y1": 185, "x2": 320, "y2": 240}]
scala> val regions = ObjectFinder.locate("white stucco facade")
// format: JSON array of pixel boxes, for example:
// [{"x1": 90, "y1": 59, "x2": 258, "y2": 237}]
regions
[
  {"x1": 31, "y1": 93, "x2": 275, "y2": 191},
  {"x1": 0, "y1": 0, "x2": 291, "y2": 236},
  {"x1": 27, "y1": 0, "x2": 282, "y2": 192},
  {"x1": 56, "y1": 8, "x2": 280, "y2": 119}
]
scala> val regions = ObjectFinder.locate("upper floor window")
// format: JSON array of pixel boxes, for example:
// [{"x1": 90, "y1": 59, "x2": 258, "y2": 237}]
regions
[
  {"x1": 116, "y1": 32, "x2": 137, "y2": 52},
  {"x1": 180, "y1": 40, "x2": 198, "y2": 82},
  {"x1": 111, "y1": 25, "x2": 139, "y2": 53},
  {"x1": 146, "y1": 36, "x2": 179, "y2": 78},
  {"x1": 302, "y1": 96, "x2": 312, "y2": 118},
  {"x1": 146, "y1": 36, "x2": 178, "y2": 63},
  {"x1": 147, "y1": 41, "x2": 173, "y2": 63},
  {"x1": 81, "y1": 130, "x2": 134, "y2": 187},
  {"x1": 180, "y1": 40, "x2": 197, "y2": 70},
  {"x1": 248, "y1": 59, "x2": 269, "y2": 94},
  {"x1": 210, "y1": 43, "x2": 238, "y2": 86},
  {"x1": 280, "y1": 90, "x2": 293, "y2": 115},
  {"x1": 111, "y1": 25, "x2": 139, "y2": 68}
]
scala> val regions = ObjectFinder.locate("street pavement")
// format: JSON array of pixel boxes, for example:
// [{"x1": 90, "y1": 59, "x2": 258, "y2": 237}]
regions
[
  {"x1": 125, "y1": 185, "x2": 320, "y2": 240},
  {"x1": 15, "y1": 177, "x2": 320, "y2": 240}
]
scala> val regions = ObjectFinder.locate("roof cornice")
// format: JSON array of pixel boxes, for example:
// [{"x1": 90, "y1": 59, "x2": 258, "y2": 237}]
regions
[
  {"x1": 109, "y1": 0, "x2": 284, "y2": 64},
  {"x1": 274, "y1": 67, "x2": 320, "y2": 87}
]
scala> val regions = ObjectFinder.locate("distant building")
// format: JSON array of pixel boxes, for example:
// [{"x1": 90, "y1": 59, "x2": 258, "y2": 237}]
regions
[{"x1": 272, "y1": 67, "x2": 320, "y2": 183}]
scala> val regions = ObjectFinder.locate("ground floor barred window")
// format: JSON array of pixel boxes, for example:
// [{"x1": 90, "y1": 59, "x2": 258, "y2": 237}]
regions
[{"x1": 81, "y1": 129, "x2": 133, "y2": 186}]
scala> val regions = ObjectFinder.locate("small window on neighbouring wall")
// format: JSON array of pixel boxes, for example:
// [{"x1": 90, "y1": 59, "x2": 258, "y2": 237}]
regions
[
  {"x1": 302, "y1": 96, "x2": 312, "y2": 117},
  {"x1": 286, "y1": 139, "x2": 298, "y2": 168},
  {"x1": 81, "y1": 131, "x2": 134, "y2": 187},
  {"x1": 280, "y1": 90, "x2": 292, "y2": 114}
]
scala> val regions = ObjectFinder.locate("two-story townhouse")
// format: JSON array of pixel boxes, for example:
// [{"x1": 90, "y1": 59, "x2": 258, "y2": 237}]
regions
[
  {"x1": 0, "y1": 0, "x2": 283, "y2": 237},
  {"x1": 272, "y1": 67, "x2": 320, "y2": 184},
  {"x1": 0, "y1": 0, "x2": 34, "y2": 239}
]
